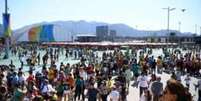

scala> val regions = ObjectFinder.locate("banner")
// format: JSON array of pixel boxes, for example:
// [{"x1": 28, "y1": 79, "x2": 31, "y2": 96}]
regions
[{"x1": 3, "y1": 13, "x2": 11, "y2": 37}]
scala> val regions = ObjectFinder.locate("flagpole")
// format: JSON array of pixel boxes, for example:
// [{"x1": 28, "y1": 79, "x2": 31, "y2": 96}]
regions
[{"x1": 5, "y1": 0, "x2": 7, "y2": 14}]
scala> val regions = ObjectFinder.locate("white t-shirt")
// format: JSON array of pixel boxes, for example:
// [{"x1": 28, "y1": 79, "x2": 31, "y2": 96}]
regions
[
  {"x1": 41, "y1": 84, "x2": 55, "y2": 94},
  {"x1": 80, "y1": 71, "x2": 87, "y2": 81},
  {"x1": 108, "y1": 90, "x2": 120, "y2": 101},
  {"x1": 184, "y1": 76, "x2": 191, "y2": 84},
  {"x1": 18, "y1": 76, "x2": 25, "y2": 84},
  {"x1": 137, "y1": 75, "x2": 149, "y2": 88}
]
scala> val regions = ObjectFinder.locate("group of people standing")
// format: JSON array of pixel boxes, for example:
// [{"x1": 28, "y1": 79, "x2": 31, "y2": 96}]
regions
[{"x1": 0, "y1": 45, "x2": 200, "y2": 101}]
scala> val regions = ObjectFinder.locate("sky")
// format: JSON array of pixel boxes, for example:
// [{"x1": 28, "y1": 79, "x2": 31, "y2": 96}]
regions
[{"x1": 0, "y1": 0, "x2": 201, "y2": 34}]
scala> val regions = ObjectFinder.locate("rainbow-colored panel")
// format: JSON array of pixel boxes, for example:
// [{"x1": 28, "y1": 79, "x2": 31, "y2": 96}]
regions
[
  {"x1": 28, "y1": 26, "x2": 41, "y2": 41},
  {"x1": 28, "y1": 24, "x2": 55, "y2": 42}
]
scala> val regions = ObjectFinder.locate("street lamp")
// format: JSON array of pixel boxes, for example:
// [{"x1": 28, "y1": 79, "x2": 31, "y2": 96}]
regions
[
  {"x1": 163, "y1": 7, "x2": 176, "y2": 35},
  {"x1": 162, "y1": 6, "x2": 176, "y2": 49},
  {"x1": 178, "y1": 21, "x2": 181, "y2": 32}
]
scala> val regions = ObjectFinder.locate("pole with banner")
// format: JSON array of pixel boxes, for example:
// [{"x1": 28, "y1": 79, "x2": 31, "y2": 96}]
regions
[
  {"x1": 3, "y1": 0, "x2": 11, "y2": 59},
  {"x1": 3, "y1": 13, "x2": 11, "y2": 59}
]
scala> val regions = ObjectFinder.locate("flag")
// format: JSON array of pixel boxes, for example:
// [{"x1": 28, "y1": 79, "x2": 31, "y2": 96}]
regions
[{"x1": 3, "y1": 13, "x2": 11, "y2": 37}]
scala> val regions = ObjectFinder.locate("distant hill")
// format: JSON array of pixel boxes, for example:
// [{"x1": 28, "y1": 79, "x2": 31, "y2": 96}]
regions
[{"x1": 13, "y1": 20, "x2": 194, "y2": 41}]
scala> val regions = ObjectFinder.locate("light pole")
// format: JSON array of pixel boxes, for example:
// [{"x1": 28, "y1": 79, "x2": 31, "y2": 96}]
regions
[
  {"x1": 163, "y1": 6, "x2": 176, "y2": 51},
  {"x1": 163, "y1": 7, "x2": 176, "y2": 34},
  {"x1": 178, "y1": 21, "x2": 181, "y2": 32},
  {"x1": 5, "y1": 0, "x2": 7, "y2": 14}
]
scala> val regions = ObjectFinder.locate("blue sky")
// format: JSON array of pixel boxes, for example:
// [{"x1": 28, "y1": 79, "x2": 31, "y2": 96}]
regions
[{"x1": 0, "y1": 0, "x2": 201, "y2": 33}]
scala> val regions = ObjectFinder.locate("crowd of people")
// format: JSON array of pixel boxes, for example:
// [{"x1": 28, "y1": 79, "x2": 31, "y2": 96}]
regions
[{"x1": 0, "y1": 45, "x2": 200, "y2": 101}]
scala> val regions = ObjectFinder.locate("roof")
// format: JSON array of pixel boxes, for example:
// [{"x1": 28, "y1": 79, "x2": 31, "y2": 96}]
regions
[
  {"x1": 76, "y1": 34, "x2": 96, "y2": 37},
  {"x1": 42, "y1": 42, "x2": 178, "y2": 46}
]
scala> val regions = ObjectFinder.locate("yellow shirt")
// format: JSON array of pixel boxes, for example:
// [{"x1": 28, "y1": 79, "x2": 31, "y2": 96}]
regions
[
  {"x1": 157, "y1": 59, "x2": 162, "y2": 66},
  {"x1": 48, "y1": 69, "x2": 55, "y2": 80},
  {"x1": 106, "y1": 79, "x2": 114, "y2": 89}
]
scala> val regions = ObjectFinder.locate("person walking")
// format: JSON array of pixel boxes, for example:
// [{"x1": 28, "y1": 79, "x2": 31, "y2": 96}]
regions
[
  {"x1": 150, "y1": 77, "x2": 163, "y2": 101},
  {"x1": 137, "y1": 72, "x2": 149, "y2": 97}
]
